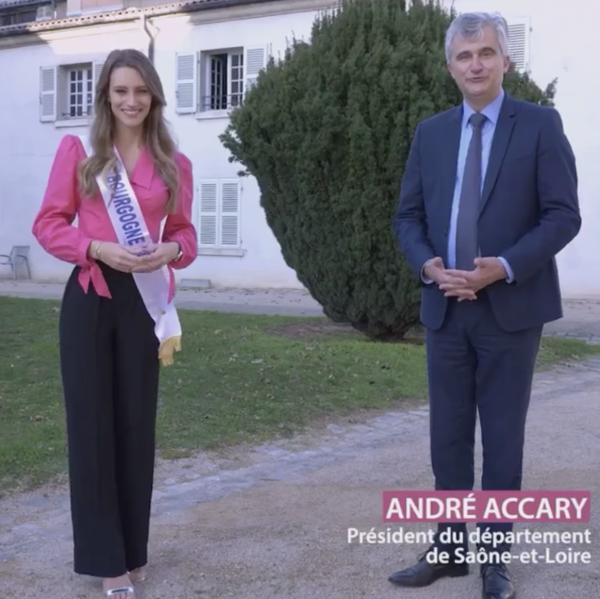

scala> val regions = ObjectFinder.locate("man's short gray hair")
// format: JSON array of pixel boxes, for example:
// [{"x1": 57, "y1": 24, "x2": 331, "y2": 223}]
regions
[{"x1": 445, "y1": 12, "x2": 509, "y2": 62}]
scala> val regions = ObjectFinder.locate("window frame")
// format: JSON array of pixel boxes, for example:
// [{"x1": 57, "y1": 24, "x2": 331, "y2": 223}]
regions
[
  {"x1": 174, "y1": 45, "x2": 269, "y2": 117},
  {"x1": 64, "y1": 64, "x2": 94, "y2": 120},
  {"x1": 39, "y1": 58, "x2": 105, "y2": 126},
  {"x1": 201, "y1": 47, "x2": 244, "y2": 113}
]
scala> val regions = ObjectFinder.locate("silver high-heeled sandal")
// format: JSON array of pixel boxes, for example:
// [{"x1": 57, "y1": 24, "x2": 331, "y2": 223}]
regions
[{"x1": 104, "y1": 586, "x2": 135, "y2": 597}]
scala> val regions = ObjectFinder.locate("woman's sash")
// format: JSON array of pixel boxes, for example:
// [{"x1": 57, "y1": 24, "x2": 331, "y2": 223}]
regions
[{"x1": 79, "y1": 135, "x2": 182, "y2": 366}]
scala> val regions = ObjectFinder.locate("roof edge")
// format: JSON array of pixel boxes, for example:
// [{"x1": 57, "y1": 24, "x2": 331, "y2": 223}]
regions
[{"x1": 0, "y1": 0, "x2": 279, "y2": 37}]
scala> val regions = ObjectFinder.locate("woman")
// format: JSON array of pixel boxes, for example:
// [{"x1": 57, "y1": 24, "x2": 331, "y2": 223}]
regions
[{"x1": 32, "y1": 49, "x2": 197, "y2": 598}]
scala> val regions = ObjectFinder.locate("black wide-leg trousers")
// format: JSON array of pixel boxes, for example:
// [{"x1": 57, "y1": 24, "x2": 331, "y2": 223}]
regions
[{"x1": 59, "y1": 263, "x2": 160, "y2": 577}]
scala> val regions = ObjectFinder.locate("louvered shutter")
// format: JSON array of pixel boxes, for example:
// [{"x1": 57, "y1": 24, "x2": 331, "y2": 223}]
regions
[
  {"x1": 508, "y1": 22, "x2": 529, "y2": 71},
  {"x1": 39, "y1": 66, "x2": 57, "y2": 122},
  {"x1": 199, "y1": 181, "x2": 218, "y2": 246},
  {"x1": 243, "y1": 45, "x2": 268, "y2": 94},
  {"x1": 91, "y1": 61, "x2": 105, "y2": 114},
  {"x1": 220, "y1": 181, "x2": 240, "y2": 246},
  {"x1": 175, "y1": 52, "x2": 197, "y2": 114}
]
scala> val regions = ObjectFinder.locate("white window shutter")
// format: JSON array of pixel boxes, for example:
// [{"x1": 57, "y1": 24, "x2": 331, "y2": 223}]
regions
[
  {"x1": 93, "y1": 61, "x2": 104, "y2": 90},
  {"x1": 220, "y1": 181, "x2": 240, "y2": 246},
  {"x1": 199, "y1": 181, "x2": 218, "y2": 246},
  {"x1": 507, "y1": 20, "x2": 530, "y2": 72},
  {"x1": 93, "y1": 61, "x2": 104, "y2": 86},
  {"x1": 175, "y1": 52, "x2": 197, "y2": 114},
  {"x1": 244, "y1": 45, "x2": 268, "y2": 93},
  {"x1": 92, "y1": 61, "x2": 104, "y2": 112},
  {"x1": 39, "y1": 66, "x2": 57, "y2": 122}
]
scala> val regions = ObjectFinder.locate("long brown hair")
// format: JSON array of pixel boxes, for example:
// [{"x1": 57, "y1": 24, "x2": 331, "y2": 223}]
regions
[{"x1": 78, "y1": 48, "x2": 180, "y2": 212}]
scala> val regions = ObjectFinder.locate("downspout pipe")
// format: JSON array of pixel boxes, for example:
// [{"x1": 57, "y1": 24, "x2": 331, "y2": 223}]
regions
[{"x1": 140, "y1": 13, "x2": 154, "y2": 64}]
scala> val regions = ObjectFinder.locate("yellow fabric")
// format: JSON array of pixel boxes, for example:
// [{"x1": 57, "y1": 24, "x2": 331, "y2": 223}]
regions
[{"x1": 158, "y1": 335, "x2": 181, "y2": 366}]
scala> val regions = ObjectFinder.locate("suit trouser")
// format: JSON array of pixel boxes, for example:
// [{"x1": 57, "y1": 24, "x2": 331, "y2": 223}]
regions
[
  {"x1": 59, "y1": 263, "x2": 160, "y2": 577},
  {"x1": 425, "y1": 291, "x2": 543, "y2": 554}
]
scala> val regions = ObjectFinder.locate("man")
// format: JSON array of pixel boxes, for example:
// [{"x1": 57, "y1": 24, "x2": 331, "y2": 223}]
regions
[{"x1": 389, "y1": 11, "x2": 580, "y2": 599}]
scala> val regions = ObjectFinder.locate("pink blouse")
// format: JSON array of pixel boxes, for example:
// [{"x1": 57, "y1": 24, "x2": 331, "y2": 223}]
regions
[{"x1": 32, "y1": 134, "x2": 197, "y2": 302}]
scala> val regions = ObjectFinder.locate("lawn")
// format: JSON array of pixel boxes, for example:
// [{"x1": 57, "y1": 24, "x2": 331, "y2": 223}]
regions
[{"x1": 1, "y1": 295, "x2": 599, "y2": 495}]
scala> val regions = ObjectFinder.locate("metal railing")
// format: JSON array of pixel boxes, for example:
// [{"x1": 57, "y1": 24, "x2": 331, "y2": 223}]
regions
[{"x1": 200, "y1": 93, "x2": 244, "y2": 112}]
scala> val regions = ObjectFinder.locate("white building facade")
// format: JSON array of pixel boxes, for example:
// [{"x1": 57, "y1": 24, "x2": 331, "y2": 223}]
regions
[
  {"x1": 0, "y1": 0, "x2": 598, "y2": 296},
  {"x1": 0, "y1": 0, "x2": 330, "y2": 288}
]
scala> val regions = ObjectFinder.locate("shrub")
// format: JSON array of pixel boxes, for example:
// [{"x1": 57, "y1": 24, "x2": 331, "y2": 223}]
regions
[{"x1": 220, "y1": 0, "x2": 556, "y2": 340}]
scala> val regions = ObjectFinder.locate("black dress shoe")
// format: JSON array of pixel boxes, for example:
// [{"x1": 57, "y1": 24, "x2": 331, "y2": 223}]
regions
[
  {"x1": 388, "y1": 547, "x2": 469, "y2": 587},
  {"x1": 481, "y1": 563, "x2": 516, "y2": 599}
]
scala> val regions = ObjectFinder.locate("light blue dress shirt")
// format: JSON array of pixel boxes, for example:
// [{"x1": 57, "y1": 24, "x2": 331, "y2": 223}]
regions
[
  {"x1": 447, "y1": 89, "x2": 514, "y2": 281},
  {"x1": 422, "y1": 90, "x2": 514, "y2": 284}
]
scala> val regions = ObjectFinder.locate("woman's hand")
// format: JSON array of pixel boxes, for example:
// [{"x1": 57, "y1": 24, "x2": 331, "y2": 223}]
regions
[
  {"x1": 90, "y1": 241, "x2": 144, "y2": 273},
  {"x1": 131, "y1": 242, "x2": 180, "y2": 273}
]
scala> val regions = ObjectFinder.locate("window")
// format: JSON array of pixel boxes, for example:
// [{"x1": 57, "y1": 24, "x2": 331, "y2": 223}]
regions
[
  {"x1": 79, "y1": 0, "x2": 124, "y2": 12},
  {"x1": 39, "y1": 60, "x2": 104, "y2": 124},
  {"x1": 1, "y1": 9, "x2": 37, "y2": 26},
  {"x1": 175, "y1": 45, "x2": 269, "y2": 115},
  {"x1": 204, "y1": 50, "x2": 244, "y2": 111},
  {"x1": 67, "y1": 65, "x2": 93, "y2": 118},
  {"x1": 507, "y1": 18, "x2": 531, "y2": 72},
  {"x1": 198, "y1": 180, "x2": 241, "y2": 248}
]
